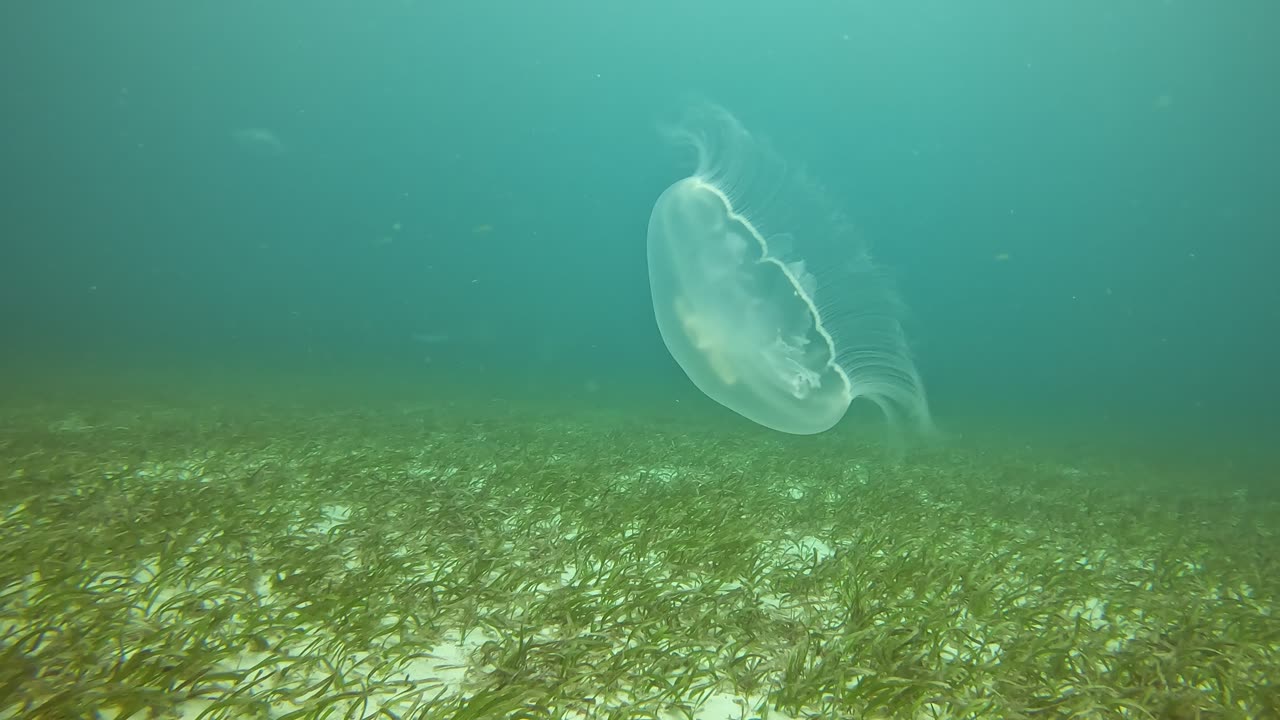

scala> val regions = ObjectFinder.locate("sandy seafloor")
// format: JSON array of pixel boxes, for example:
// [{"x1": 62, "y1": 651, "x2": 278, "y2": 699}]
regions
[{"x1": 1, "y1": 369, "x2": 1276, "y2": 720}]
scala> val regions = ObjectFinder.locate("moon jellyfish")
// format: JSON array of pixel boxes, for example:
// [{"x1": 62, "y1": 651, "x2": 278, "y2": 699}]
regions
[{"x1": 647, "y1": 102, "x2": 934, "y2": 438}]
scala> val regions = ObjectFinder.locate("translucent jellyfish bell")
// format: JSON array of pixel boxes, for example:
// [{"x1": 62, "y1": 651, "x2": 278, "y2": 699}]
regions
[{"x1": 647, "y1": 102, "x2": 934, "y2": 438}]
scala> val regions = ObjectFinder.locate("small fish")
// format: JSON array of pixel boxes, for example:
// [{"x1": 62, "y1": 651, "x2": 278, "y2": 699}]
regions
[
  {"x1": 411, "y1": 332, "x2": 450, "y2": 345},
  {"x1": 232, "y1": 127, "x2": 285, "y2": 155}
]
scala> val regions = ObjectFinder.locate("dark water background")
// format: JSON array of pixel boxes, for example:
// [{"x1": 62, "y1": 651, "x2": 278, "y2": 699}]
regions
[{"x1": 3, "y1": 1, "x2": 1277, "y2": 460}]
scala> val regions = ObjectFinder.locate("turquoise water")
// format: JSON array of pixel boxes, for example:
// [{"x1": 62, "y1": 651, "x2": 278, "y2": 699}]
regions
[{"x1": 3, "y1": 2, "x2": 1277, "y2": 453}]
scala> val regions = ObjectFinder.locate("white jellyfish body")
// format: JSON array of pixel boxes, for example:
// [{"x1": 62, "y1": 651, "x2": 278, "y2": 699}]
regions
[{"x1": 647, "y1": 102, "x2": 934, "y2": 437}]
